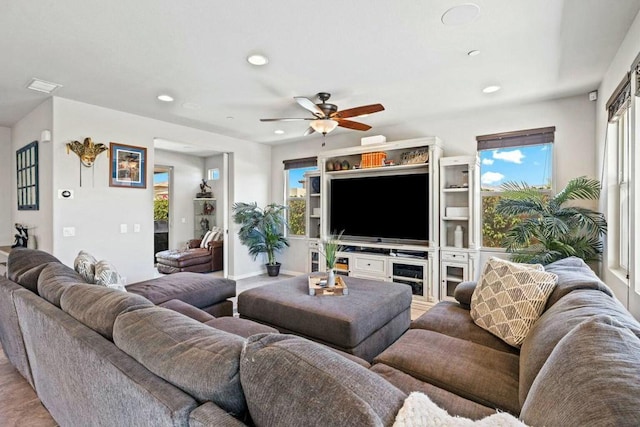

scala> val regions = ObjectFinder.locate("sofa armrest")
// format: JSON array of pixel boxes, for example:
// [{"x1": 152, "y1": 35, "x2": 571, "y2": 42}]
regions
[
  {"x1": 188, "y1": 239, "x2": 202, "y2": 249},
  {"x1": 159, "y1": 299, "x2": 215, "y2": 323},
  {"x1": 453, "y1": 281, "x2": 477, "y2": 309}
]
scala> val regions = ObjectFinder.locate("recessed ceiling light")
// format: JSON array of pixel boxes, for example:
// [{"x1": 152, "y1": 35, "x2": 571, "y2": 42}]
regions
[
  {"x1": 27, "y1": 78, "x2": 63, "y2": 94},
  {"x1": 467, "y1": 50, "x2": 480, "y2": 57},
  {"x1": 157, "y1": 94, "x2": 174, "y2": 102},
  {"x1": 247, "y1": 54, "x2": 269, "y2": 66},
  {"x1": 274, "y1": 129, "x2": 285, "y2": 135},
  {"x1": 482, "y1": 85, "x2": 501, "y2": 94},
  {"x1": 441, "y1": 4, "x2": 480, "y2": 26}
]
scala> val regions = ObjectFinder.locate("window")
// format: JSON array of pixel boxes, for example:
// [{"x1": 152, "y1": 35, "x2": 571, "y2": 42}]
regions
[
  {"x1": 207, "y1": 168, "x2": 219, "y2": 180},
  {"x1": 477, "y1": 127, "x2": 554, "y2": 248},
  {"x1": 606, "y1": 73, "x2": 632, "y2": 275},
  {"x1": 283, "y1": 157, "x2": 317, "y2": 237}
]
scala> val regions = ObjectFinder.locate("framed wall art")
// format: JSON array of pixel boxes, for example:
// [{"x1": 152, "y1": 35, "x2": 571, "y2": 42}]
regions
[
  {"x1": 16, "y1": 141, "x2": 39, "y2": 210},
  {"x1": 109, "y1": 142, "x2": 147, "y2": 188}
]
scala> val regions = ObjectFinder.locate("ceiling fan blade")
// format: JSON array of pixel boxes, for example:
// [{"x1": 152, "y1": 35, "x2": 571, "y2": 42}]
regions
[
  {"x1": 294, "y1": 97, "x2": 325, "y2": 117},
  {"x1": 260, "y1": 118, "x2": 315, "y2": 122},
  {"x1": 336, "y1": 119, "x2": 372, "y2": 131},
  {"x1": 303, "y1": 126, "x2": 316, "y2": 136},
  {"x1": 332, "y1": 104, "x2": 385, "y2": 119}
]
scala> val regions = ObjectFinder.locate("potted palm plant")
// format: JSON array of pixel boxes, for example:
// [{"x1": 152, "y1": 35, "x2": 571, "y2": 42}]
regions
[
  {"x1": 320, "y1": 230, "x2": 344, "y2": 287},
  {"x1": 496, "y1": 176, "x2": 607, "y2": 265},
  {"x1": 232, "y1": 202, "x2": 290, "y2": 276}
]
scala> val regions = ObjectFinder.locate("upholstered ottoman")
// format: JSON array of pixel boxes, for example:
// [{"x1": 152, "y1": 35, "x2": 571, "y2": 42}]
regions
[
  {"x1": 126, "y1": 272, "x2": 235, "y2": 317},
  {"x1": 238, "y1": 274, "x2": 412, "y2": 362}
]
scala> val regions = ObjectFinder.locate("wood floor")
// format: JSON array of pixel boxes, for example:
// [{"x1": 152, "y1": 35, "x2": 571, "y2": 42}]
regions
[{"x1": 0, "y1": 272, "x2": 429, "y2": 425}]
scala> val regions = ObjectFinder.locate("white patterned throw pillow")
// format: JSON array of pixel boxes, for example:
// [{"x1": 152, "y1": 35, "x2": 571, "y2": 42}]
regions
[
  {"x1": 74, "y1": 250, "x2": 97, "y2": 283},
  {"x1": 200, "y1": 230, "x2": 213, "y2": 248},
  {"x1": 470, "y1": 257, "x2": 558, "y2": 348},
  {"x1": 94, "y1": 260, "x2": 127, "y2": 292}
]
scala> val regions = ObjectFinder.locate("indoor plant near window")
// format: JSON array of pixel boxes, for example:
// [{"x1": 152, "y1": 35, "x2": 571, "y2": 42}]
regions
[
  {"x1": 496, "y1": 176, "x2": 607, "y2": 265},
  {"x1": 232, "y1": 202, "x2": 289, "y2": 276},
  {"x1": 320, "y1": 230, "x2": 344, "y2": 287}
]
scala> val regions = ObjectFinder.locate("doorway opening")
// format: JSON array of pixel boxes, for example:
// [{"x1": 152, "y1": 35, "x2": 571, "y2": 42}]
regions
[{"x1": 153, "y1": 166, "x2": 172, "y2": 264}]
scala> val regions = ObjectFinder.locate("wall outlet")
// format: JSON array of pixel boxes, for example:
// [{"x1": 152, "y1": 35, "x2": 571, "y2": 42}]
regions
[
  {"x1": 120, "y1": 224, "x2": 128, "y2": 234},
  {"x1": 589, "y1": 90, "x2": 598, "y2": 101},
  {"x1": 62, "y1": 227, "x2": 75, "y2": 237},
  {"x1": 133, "y1": 224, "x2": 140, "y2": 233}
]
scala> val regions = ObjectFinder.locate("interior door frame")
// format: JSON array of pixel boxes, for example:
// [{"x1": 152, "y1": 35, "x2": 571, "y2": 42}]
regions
[{"x1": 154, "y1": 164, "x2": 174, "y2": 251}]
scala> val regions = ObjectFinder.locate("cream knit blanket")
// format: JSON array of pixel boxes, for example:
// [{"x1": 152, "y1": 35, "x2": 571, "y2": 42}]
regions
[{"x1": 393, "y1": 392, "x2": 528, "y2": 427}]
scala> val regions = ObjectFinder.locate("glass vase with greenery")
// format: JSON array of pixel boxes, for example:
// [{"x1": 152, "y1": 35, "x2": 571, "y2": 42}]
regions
[
  {"x1": 320, "y1": 230, "x2": 344, "y2": 286},
  {"x1": 496, "y1": 176, "x2": 607, "y2": 265},
  {"x1": 232, "y1": 202, "x2": 289, "y2": 276}
]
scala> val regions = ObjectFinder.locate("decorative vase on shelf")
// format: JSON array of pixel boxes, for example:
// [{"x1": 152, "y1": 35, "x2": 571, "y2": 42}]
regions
[
  {"x1": 327, "y1": 269, "x2": 336, "y2": 288},
  {"x1": 454, "y1": 225, "x2": 464, "y2": 248}
]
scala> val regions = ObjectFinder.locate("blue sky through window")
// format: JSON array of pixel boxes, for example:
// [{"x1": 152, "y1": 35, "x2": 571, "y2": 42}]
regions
[
  {"x1": 289, "y1": 166, "x2": 317, "y2": 189},
  {"x1": 479, "y1": 143, "x2": 552, "y2": 191},
  {"x1": 154, "y1": 172, "x2": 168, "y2": 184}
]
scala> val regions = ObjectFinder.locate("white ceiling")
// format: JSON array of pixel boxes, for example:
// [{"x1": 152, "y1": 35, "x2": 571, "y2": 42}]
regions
[{"x1": 1, "y1": 0, "x2": 639, "y2": 147}]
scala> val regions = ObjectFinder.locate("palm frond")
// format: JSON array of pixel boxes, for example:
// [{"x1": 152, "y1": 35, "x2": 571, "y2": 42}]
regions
[{"x1": 553, "y1": 176, "x2": 600, "y2": 204}]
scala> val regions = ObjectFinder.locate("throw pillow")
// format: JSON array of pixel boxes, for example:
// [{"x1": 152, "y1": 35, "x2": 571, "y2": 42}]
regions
[
  {"x1": 74, "y1": 250, "x2": 97, "y2": 283},
  {"x1": 201, "y1": 229, "x2": 216, "y2": 247},
  {"x1": 94, "y1": 260, "x2": 126, "y2": 291},
  {"x1": 199, "y1": 230, "x2": 213, "y2": 248},
  {"x1": 470, "y1": 257, "x2": 557, "y2": 347},
  {"x1": 394, "y1": 392, "x2": 528, "y2": 427}
]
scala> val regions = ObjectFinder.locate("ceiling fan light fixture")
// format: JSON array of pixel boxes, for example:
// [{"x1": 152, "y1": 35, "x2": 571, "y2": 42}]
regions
[{"x1": 310, "y1": 119, "x2": 339, "y2": 135}]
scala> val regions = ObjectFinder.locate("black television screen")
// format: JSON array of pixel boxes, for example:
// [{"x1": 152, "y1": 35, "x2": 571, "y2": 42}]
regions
[{"x1": 330, "y1": 173, "x2": 429, "y2": 244}]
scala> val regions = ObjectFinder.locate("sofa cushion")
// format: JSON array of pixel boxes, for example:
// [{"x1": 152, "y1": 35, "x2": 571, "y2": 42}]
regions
[
  {"x1": 543, "y1": 256, "x2": 613, "y2": 309},
  {"x1": 37, "y1": 262, "x2": 85, "y2": 307},
  {"x1": 394, "y1": 392, "x2": 528, "y2": 427},
  {"x1": 73, "y1": 250, "x2": 97, "y2": 283},
  {"x1": 159, "y1": 299, "x2": 216, "y2": 322},
  {"x1": 470, "y1": 257, "x2": 557, "y2": 347},
  {"x1": 519, "y1": 289, "x2": 640, "y2": 406},
  {"x1": 374, "y1": 328, "x2": 520, "y2": 415},
  {"x1": 8, "y1": 248, "x2": 63, "y2": 293},
  {"x1": 113, "y1": 306, "x2": 247, "y2": 416},
  {"x1": 240, "y1": 333, "x2": 406, "y2": 427},
  {"x1": 60, "y1": 284, "x2": 153, "y2": 339},
  {"x1": 411, "y1": 301, "x2": 519, "y2": 355},
  {"x1": 94, "y1": 259, "x2": 126, "y2": 291},
  {"x1": 371, "y1": 363, "x2": 497, "y2": 420},
  {"x1": 520, "y1": 315, "x2": 640, "y2": 426}
]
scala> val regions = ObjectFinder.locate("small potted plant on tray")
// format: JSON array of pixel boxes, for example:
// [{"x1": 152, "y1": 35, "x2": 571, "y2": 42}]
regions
[{"x1": 320, "y1": 230, "x2": 344, "y2": 287}]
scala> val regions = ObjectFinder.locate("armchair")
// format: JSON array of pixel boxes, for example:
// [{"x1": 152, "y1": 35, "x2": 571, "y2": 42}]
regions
[{"x1": 155, "y1": 237, "x2": 223, "y2": 274}]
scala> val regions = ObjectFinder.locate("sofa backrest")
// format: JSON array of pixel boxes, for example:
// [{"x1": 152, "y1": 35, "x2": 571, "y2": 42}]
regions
[
  {"x1": 37, "y1": 262, "x2": 85, "y2": 307},
  {"x1": 113, "y1": 306, "x2": 247, "y2": 418},
  {"x1": 520, "y1": 289, "x2": 640, "y2": 406},
  {"x1": 60, "y1": 284, "x2": 154, "y2": 340},
  {"x1": 7, "y1": 248, "x2": 64, "y2": 293},
  {"x1": 520, "y1": 315, "x2": 640, "y2": 426}
]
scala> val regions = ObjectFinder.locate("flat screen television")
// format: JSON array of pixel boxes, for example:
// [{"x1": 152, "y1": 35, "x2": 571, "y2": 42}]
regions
[{"x1": 329, "y1": 172, "x2": 429, "y2": 244}]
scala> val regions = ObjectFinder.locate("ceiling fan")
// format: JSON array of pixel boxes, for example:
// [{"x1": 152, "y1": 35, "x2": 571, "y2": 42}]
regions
[{"x1": 260, "y1": 92, "x2": 385, "y2": 137}]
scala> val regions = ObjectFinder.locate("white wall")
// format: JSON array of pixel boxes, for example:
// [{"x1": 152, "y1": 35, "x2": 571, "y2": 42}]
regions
[
  {"x1": 154, "y1": 148, "x2": 205, "y2": 250},
  {"x1": 48, "y1": 97, "x2": 270, "y2": 282},
  {"x1": 596, "y1": 9, "x2": 640, "y2": 314},
  {"x1": 272, "y1": 94, "x2": 597, "y2": 275},
  {"x1": 0, "y1": 126, "x2": 12, "y2": 245},
  {"x1": 11, "y1": 99, "x2": 54, "y2": 252}
]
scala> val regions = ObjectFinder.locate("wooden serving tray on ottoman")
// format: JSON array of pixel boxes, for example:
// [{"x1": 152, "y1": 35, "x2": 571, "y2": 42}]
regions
[{"x1": 308, "y1": 275, "x2": 349, "y2": 296}]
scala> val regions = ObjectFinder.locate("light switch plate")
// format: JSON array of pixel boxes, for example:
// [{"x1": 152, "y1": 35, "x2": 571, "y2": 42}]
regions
[
  {"x1": 63, "y1": 227, "x2": 75, "y2": 237},
  {"x1": 120, "y1": 224, "x2": 128, "y2": 234}
]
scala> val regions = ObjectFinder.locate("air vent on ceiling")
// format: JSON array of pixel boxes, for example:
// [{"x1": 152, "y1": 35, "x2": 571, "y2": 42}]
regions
[{"x1": 27, "y1": 78, "x2": 63, "y2": 94}]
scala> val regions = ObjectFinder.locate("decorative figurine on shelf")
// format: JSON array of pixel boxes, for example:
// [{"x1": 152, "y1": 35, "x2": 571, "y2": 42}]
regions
[
  {"x1": 196, "y1": 179, "x2": 212, "y2": 198},
  {"x1": 203, "y1": 201, "x2": 215, "y2": 215},
  {"x1": 11, "y1": 223, "x2": 28, "y2": 248},
  {"x1": 200, "y1": 217, "x2": 210, "y2": 234}
]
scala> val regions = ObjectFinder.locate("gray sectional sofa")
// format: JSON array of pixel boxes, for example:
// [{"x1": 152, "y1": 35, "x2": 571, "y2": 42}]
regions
[{"x1": 1, "y1": 248, "x2": 640, "y2": 426}]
